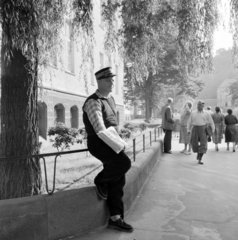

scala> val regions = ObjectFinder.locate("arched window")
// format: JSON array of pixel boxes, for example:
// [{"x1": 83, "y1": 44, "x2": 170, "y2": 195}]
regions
[
  {"x1": 54, "y1": 104, "x2": 65, "y2": 124},
  {"x1": 38, "y1": 102, "x2": 47, "y2": 140},
  {"x1": 70, "y1": 105, "x2": 79, "y2": 128}
]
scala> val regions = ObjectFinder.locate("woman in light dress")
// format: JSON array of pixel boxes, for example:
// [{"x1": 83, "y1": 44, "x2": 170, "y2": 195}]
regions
[
  {"x1": 211, "y1": 106, "x2": 225, "y2": 151},
  {"x1": 173, "y1": 108, "x2": 181, "y2": 138},
  {"x1": 179, "y1": 101, "x2": 193, "y2": 155}
]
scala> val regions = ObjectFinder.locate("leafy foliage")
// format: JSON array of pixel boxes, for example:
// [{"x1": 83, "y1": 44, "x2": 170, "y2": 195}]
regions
[
  {"x1": 123, "y1": 122, "x2": 148, "y2": 132},
  {"x1": 103, "y1": 0, "x2": 220, "y2": 75},
  {"x1": 177, "y1": 0, "x2": 220, "y2": 74},
  {"x1": 123, "y1": 122, "x2": 140, "y2": 133},
  {"x1": 102, "y1": 0, "x2": 211, "y2": 119},
  {"x1": 176, "y1": 78, "x2": 205, "y2": 98},
  {"x1": 138, "y1": 123, "x2": 148, "y2": 131},
  {"x1": 119, "y1": 128, "x2": 132, "y2": 139},
  {"x1": 0, "y1": 0, "x2": 93, "y2": 68},
  {"x1": 197, "y1": 49, "x2": 238, "y2": 99},
  {"x1": 231, "y1": 0, "x2": 238, "y2": 67},
  {"x1": 228, "y1": 80, "x2": 238, "y2": 104},
  {"x1": 78, "y1": 127, "x2": 88, "y2": 140},
  {"x1": 48, "y1": 122, "x2": 83, "y2": 152},
  {"x1": 118, "y1": 122, "x2": 148, "y2": 139}
]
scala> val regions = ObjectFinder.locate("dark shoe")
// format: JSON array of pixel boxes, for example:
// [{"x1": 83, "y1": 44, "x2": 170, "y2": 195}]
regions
[
  {"x1": 95, "y1": 184, "x2": 108, "y2": 200},
  {"x1": 164, "y1": 151, "x2": 172, "y2": 154},
  {"x1": 198, "y1": 160, "x2": 204, "y2": 165},
  {"x1": 108, "y1": 218, "x2": 133, "y2": 232},
  {"x1": 233, "y1": 149, "x2": 236, "y2": 152}
]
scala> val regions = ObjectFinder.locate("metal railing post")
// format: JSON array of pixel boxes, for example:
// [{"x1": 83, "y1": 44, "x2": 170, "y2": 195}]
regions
[
  {"x1": 150, "y1": 131, "x2": 152, "y2": 146},
  {"x1": 143, "y1": 134, "x2": 145, "y2": 152},
  {"x1": 154, "y1": 128, "x2": 156, "y2": 142},
  {"x1": 133, "y1": 138, "x2": 136, "y2": 161}
]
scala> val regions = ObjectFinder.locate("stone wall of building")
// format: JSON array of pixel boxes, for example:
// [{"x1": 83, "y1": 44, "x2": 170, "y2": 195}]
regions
[{"x1": 38, "y1": 88, "x2": 124, "y2": 139}]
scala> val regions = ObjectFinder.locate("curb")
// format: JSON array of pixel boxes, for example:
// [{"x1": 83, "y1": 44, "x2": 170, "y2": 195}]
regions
[{"x1": 0, "y1": 139, "x2": 163, "y2": 240}]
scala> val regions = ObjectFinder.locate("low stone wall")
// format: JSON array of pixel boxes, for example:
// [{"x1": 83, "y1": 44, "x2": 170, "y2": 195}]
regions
[{"x1": 0, "y1": 139, "x2": 163, "y2": 240}]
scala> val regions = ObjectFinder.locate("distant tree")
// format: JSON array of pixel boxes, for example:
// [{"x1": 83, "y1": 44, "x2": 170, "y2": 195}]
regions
[
  {"x1": 198, "y1": 49, "x2": 238, "y2": 99},
  {"x1": 123, "y1": 36, "x2": 198, "y2": 118},
  {"x1": 229, "y1": 80, "x2": 238, "y2": 104},
  {"x1": 177, "y1": 78, "x2": 205, "y2": 99}
]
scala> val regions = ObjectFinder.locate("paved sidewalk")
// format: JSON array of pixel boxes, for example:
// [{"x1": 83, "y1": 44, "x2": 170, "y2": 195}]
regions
[{"x1": 76, "y1": 137, "x2": 238, "y2": 240}]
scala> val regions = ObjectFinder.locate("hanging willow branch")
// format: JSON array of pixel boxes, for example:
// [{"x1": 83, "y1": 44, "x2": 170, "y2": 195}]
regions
[
  {"x1": 0, "y1": 0, "x2": 93, "y2": 68},
  {"x1": 102, "y1": 0, "x2": 221, "y2": 77},
  {"x1": 230, "y1": 0, "x2": 238, "y2": 67},
  {"x1": 177, "y1": 0, "x2": 220, "y2": 75}
]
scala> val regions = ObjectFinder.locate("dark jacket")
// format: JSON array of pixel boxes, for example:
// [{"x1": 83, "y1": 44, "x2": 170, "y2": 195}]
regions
[{"x1": 161, "y1": 105, "x2": 174, "y2": 130}]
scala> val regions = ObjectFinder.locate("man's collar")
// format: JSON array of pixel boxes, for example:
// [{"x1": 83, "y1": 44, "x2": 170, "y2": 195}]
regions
[
  {"x1": 95, "y1": 89, "x2": 112, "y2": 99},
  {"x1": 197, "y1": 110, "x2": 204, "y2": 113}
]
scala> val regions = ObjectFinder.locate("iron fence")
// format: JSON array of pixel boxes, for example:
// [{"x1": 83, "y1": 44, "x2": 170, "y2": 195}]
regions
[{"x1": 0, "y1": 125, "x2": 162, "y2": 195}]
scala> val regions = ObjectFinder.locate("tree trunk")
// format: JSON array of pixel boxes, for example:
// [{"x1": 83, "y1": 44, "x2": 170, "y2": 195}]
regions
[
  {"x1": 145, "y1": 97, "x2": 151, "y2": 120},
  {"x1": 145, "y1": 72, "x2": 153, "y2": 120},
  {"x1": 0, "y1": 41, "x2": 42, "y2": 199}
]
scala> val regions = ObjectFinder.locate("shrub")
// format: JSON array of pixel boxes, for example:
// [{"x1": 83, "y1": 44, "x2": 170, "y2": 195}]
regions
[
  {"x1": 78, "y1": 127, "x2": 87, "y2": 140},
  {"x1": 123, "y1": 122, "x2": 139, "y2": 133},
  {"x1": 139, "y1": 123, "x2": 148, "y2": 131},
  {"x1": 119, "y1": 128, "x2": 132, "y2": 139},
  {"x1": 48, "y1": 122, "x2": 82, "y2": 151}
]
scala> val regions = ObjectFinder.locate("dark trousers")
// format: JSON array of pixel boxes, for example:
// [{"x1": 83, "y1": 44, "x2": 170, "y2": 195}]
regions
[
  {"x1": 88, "y1": 136, "x2": 131, "y2": 218},
  {"x1": 190, "y1": 125, "x2": 207, "y2": 154},
  {"x1": 163, "y1": 129, "x2": 172, "y2": 152}
]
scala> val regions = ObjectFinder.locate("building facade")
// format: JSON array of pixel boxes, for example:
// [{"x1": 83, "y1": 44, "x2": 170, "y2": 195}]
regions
[{"x1": 38, "y1": 1, "x2": 124, "y2": 139}]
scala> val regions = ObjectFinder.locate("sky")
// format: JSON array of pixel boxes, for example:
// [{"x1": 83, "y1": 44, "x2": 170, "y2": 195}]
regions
[
  {"x1": 213, "y1": 0, "x2": 233, "y2": 53},
  {"x1": 213, "y1": 28, "x2": 233, "y2": 52}
]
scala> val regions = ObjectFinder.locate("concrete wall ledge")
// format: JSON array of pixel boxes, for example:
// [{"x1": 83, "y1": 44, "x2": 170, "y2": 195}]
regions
[{"x1": 0, "y1": 139, "x2": 163, "y2": 240}]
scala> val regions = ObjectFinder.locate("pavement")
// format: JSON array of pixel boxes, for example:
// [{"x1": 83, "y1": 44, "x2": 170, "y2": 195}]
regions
[{"x1": 75, "y1": 137, "x2": 238, "y2": 240}]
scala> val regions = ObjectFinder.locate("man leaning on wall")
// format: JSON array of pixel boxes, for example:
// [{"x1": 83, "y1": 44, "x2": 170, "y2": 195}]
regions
[{"x1": 82, "y1": 67, "x2": 133, "y2": 233}]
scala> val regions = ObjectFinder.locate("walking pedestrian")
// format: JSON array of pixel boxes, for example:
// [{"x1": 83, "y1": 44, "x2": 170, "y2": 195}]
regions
[
  {"x1": 179, "y1": 101, "x2": 193, "y2": 155},
  {"x1": 211, "y1": 106, "x2": 225, "y2": 151},
  {"x1": 206, "y1": 106, "x2": 213, "y2": 115},
  {"x1": 187, "y1": 101, "x2": 215, "y2": 164},
  {"x1": 161, "y1": 98, "x2": 175, "y2": 154},
  {"x1": 224, "y1": 109, "x2": 238, "y2": 152},
  {"x1": 233, "y1": 100, "x2": 238, "y2": 119},
  {"x1": 82, "y1": 67, "x2": 133, "y2": 232},
  {"x1": 232, "y1": 102, "x2": 238, "y2": 147}
]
